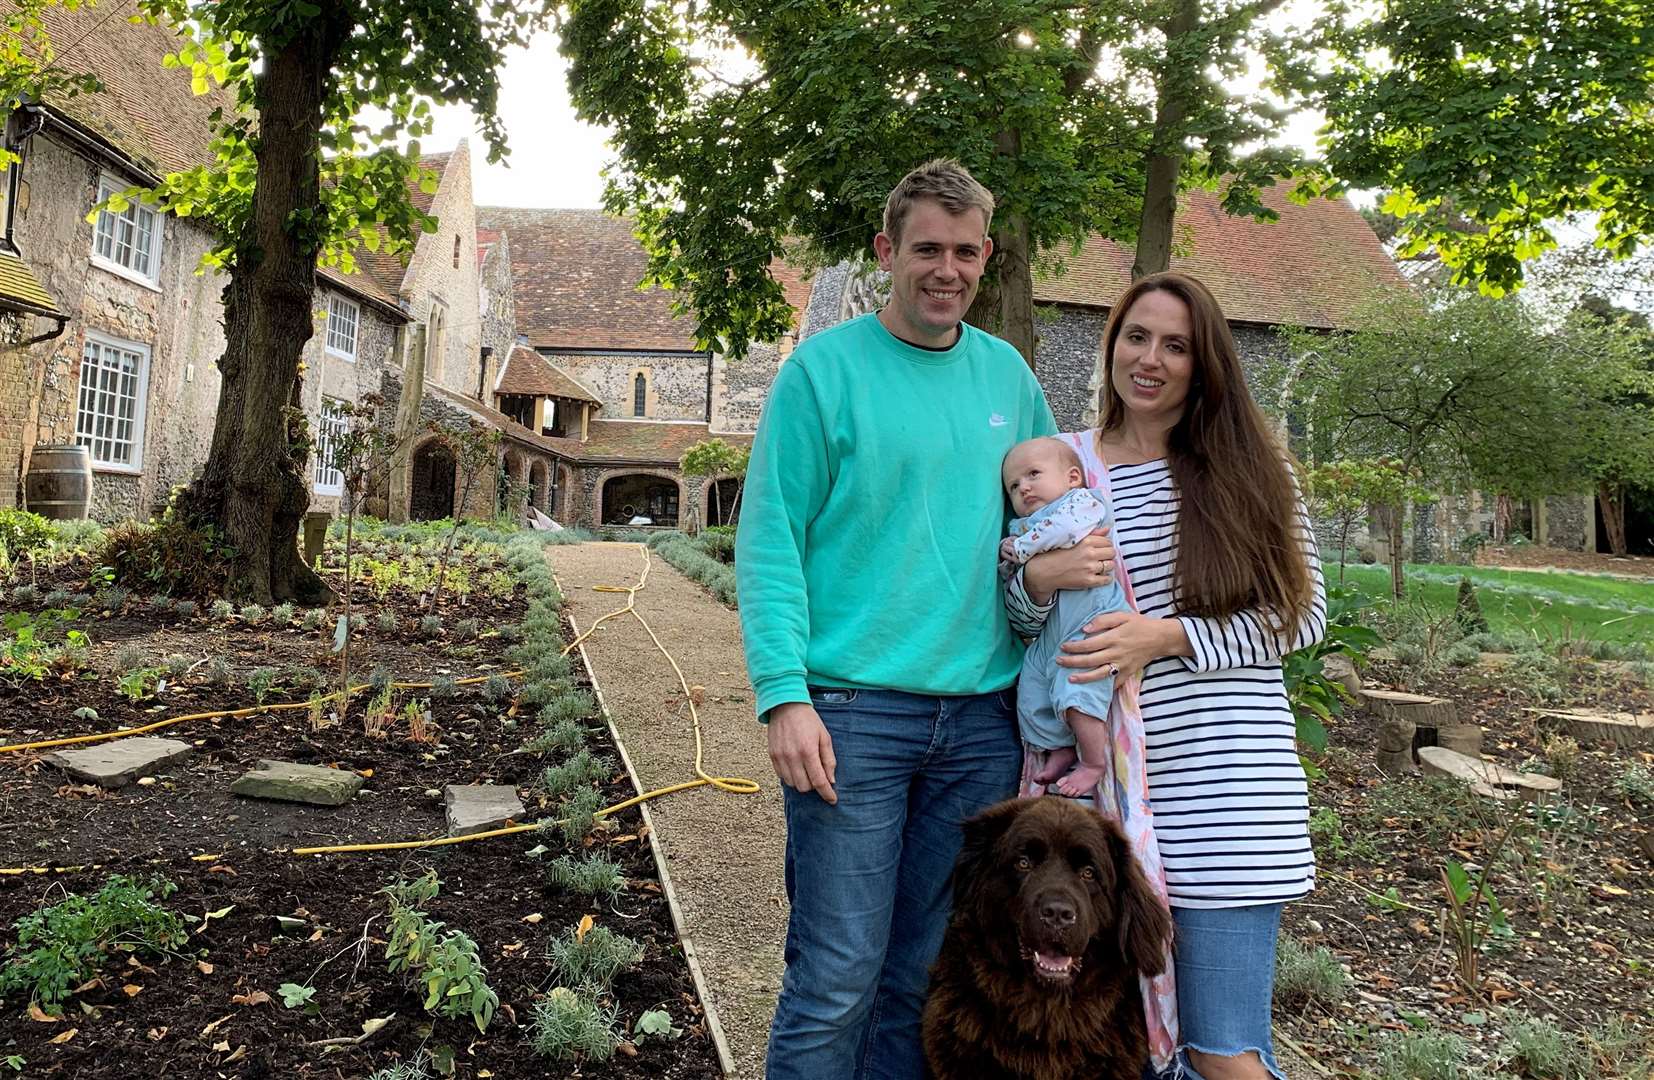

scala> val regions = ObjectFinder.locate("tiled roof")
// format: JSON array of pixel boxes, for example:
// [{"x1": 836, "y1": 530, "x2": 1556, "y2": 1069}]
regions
[
  {"x1": 424, "y1": 380, "x2": 582, "y2": 457},
  {"x1": 476, "y1": 227, "x2": 501, "y2": 269},
  {"x1": 495, "y1": 345, "x2": 601, "y2": 404},
  {"x1": 31, "y1": 2, "x2": 232, "y2": 178},
  {"x1": 578, "y1": 420, "x2": 752, "y2": 465},
  {"x1": 1032, "y1": 184, "x2": 1404, "y2": 329},
  {"x1": 0, "y1": 249, "x2": 64, "y2": 317}
]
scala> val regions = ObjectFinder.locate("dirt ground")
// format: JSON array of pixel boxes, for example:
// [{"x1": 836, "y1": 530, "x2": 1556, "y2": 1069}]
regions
[
  {"x1": 547, "y1": 542, "x2": 786, "y2": 1078},
  {"x1": 1476, "y1": 543, "x2": 1654, "y2": 578},
  {"x1": 547, "y1": 541, "x2": 1327, "y2": 1079}
]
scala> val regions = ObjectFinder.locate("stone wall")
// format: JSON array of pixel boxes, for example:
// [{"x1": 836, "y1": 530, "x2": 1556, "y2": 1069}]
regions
[
  {"x1": 403, "y1": 142, "x2": 483, "y2": 402},
  {"x1": 710, "y1": 341, "x2": 784, "y2": 433},
  {"x1": 477, "y1": 233, "x2": 515, "y2": 395},
  {"x1": 1032, "y1": 305, "x2": 1106, "y2": 431},
  {"x1": 302, "y1": 290, "x2": 402, "y2": 512},
  {"x1": 549, "y1": 350, "x2": 711, "y2": 422},
  {"x1": 8, "y1": 129, "x2": 227, "y2": 520}
]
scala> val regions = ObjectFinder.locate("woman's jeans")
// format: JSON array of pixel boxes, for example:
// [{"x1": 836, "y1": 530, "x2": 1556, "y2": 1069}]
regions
[{"x1": 764, "y1": 686, "x2": 1022, "y2": 1080}]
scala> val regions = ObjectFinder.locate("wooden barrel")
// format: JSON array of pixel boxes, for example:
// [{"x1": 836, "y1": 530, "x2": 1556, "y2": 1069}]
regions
[{"x1": 23, "y1": 444, "x2": 93, "y2": 520}]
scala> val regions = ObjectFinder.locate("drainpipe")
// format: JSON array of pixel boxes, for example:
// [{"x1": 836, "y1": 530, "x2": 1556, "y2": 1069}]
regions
[{"x1": 2, "y1": 103, "x2": 68, "y2": 345}]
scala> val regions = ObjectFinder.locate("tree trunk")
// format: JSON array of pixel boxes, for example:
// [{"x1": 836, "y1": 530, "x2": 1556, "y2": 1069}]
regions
[
  {"x1": 1598, "y1": 482, "x2": 1627, "y2": 556},
  {"x1": 964, "y1": 128, "x2": 1035, "y2": 367},
  {"x1": 1131, "y1": 0, "x2": 1200, "y2": 280},
  {"x1": 1388, "y1": 500, "x2": 1406, "y2": 601},
  {"x1": 174, "y1": 27, "x2": 337, "y2": 605}
]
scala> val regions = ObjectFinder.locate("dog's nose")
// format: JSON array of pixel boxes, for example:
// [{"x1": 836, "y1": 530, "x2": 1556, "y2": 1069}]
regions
[{"x1": 1039, "y1": 896, "x2": 1077, "y2": 929}]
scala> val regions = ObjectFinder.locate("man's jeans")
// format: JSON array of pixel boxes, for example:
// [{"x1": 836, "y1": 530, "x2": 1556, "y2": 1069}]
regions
[{"x1": 765, "y1": 685, "x2": 1021, "y2": 1080}]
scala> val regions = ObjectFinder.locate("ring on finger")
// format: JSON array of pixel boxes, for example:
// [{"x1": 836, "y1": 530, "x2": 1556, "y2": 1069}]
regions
[{"x1": 1108, "y1": 663, "x2": 1119, "y2": 676}]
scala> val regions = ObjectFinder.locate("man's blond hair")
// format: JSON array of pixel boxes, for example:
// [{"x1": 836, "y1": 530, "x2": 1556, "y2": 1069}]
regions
[{"x1": 882, "y1": 159, "x2": 995, "y2": 250}]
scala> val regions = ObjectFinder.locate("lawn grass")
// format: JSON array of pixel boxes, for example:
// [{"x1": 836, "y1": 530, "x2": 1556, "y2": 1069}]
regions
[{"x1": 1329, "y1": 561, "x2": 1654, "y2": 645}]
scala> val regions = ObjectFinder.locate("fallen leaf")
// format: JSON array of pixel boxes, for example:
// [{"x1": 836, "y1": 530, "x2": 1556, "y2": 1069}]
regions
[
  {"x1": 207, "y1": 864, "x2": 237, "y2": 876},
  {"x1": 576, "y1": 914, "x2": 594, "y2": 943},
  {"x1": 1597, "y1": 884, "x2": 1631, "y2": 897},
  {"x1": 498, "y1": 1002, "x2": 516, "y2": 1026},
  {"x1": 201, "y1": 1013, "x2": 233, "y2": 1038},
  {"x1": 190, "y1": 852, "x2": 223, "y2": 862},
  {"x1": 211, "y1": 1040, "x2": 231, "y2": 1053},
  {"x1": 521, "y1": 913, "x2": 543, "y2": 924},
  {"x1": 49, "y1": 1027, "x2": 78, "y2": 1044},
  {"x1": 136, "y1": 776, "x2": 157, "y2": 786},
  {"x1": 225, "y1": 1045, "x2": 247, "y2": 1063},
  {"x1": 198, "y1": 961, "x2": 215, "y2": 975},
  {"x1": 308, "y1": 928, "x2": 324, "y2": 942},
  {"x1": 28, "y1": 1002, "x2": 60, "y2": 1023},
  {"x1": 360, "y1": 1016, "x2": 394, "y2": 1037},
  {"x1": 147, "y1": 1026, "x2": 168, "y2": 1041},
  {"x1": 71, "y1": 976, "x2": 104, "y2": 994},
  {"x1": 356, "y1": 768, "x2": 374, "y2": 778},
  {"x1": 617, "y1": 1041, "x2": 639, "y2": 1057},
  {"x1": 232, "y1": 990, "x2": 271, "y2": 1007},
  {"x1": 123, "y1": 984, "x2": 144, "y2": 997}
]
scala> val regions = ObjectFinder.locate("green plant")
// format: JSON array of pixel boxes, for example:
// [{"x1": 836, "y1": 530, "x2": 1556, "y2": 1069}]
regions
[
  {"x1": 111, "y1": 642, "x2": 149, "y2": 674},
  {"x1": 174, "y1": 599, "x2": 198, "y2": 618},
  {"x1": 11, "y1": 583, "x2": 38, "y2": 604},
  {"x1": 527, "y1": 716, "x2": 589, "y2": 755},
  {"x1": 1454, "y1": 576, "x2": 1490, "y2": 634},
  {"x1": 1376, "y1": 1028, "x2": 1470, "y2": 1080},
  {"x1": 98, "y1": 518, "x2": 235, "y2": 600},
  {"x1": 1283, "y1": 585, "x2": 1381, "y2": 759},
  {"x1": 481, "y1": 673, "x2": 512, "y2": 702},
  {"x1": 634, "y1": 1006, "x2": 683, "y2": 1041},
  {"x1": 430, "y1": 675, "x2": 458, "y2": 699},
  {"x1": 246, "y1": 665, "x2": 279, "y2": 705},
  {"x1": 547, "y1": 922, "x2": 643, "y2": 991},
  {"x1": 542, "y1": 689, "x2": 596, "y2": 725},
  {"x1": 558, "y1": 786, "x2": 607, "y2": 846},
  {"x1": 1443, "y1": 640, "x2": 1480, "y2": 668},
  {"x1": 542, "y1": 750, "x2": 612, "y2": 799},
  {"x1": 1274, "y1": 935, "x2": 1350, "y2": 1010},
  {"x1": 1498, "y1": 1012, "x2": 1584, "y2": 1079},
  {"x1": 455, "y1": 617, "x2": 479, "y2": 639},
  {"x1": 278, "y1": 981, "x2": 316, "y2": 1008},
  {"x1": 530, "y1": 987, "x2": 619, "y2": 1062},
  {"x1": 1539, "y1": 734, "x2": 1582, "y2": 781},
  {"x1": 116, "y1": 666, "x2": 165, "y2": 703},
  {"x1": 239, "y1": 602, "x2": 267, "y2": 622},
  {"x1": 1, "y1": 609, "x2": 89, "y2": 684},
  {"x1": 546, "y1": 854, "x2": 626, "y2": 904},
  {"x1": 43, "y1": 588, "x2": 70, "y2": 607},
  {"x1": 210, "y1": 599, "x2": 235, "y2": 620},
  {"x1": 1442, "y1": 825, "x2": 1517, "y2": 994},
  {"x1": 301, "y1": 607, "x2": 327, "y2": 631},
  {"x1": 366, "y1": 1055, "x2": 432, "y2": 1080},
  {"x1": 271, "y1": 602, "x2": 295, "y2": 626},
  {"x1": 1615, "y1": 763, "x2": 1654, "y2": 808},
  {"x1": 0, "y1": 509, "x2": 55, "y2": 555},
  {"x1": 1506, "y1": 650, "x2": 1568, "y2": 704},
  {"x1": 91, "y1": 585, "x2": 128, "y2": 612},
  {"x1": 382, "y1": 870, "x2": 499, "y2": 1032},
  {"x1": 0, "y1": 874, "x2": 187, "y2": 1012},
  {"x1": 419, "y1": 614, "x2": 443, "y2": 636}
]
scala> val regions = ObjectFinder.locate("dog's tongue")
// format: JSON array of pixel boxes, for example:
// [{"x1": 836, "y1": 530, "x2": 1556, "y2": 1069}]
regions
[{"x1": 1034, "y1": 951, "x2": 1074, "y2": 974}]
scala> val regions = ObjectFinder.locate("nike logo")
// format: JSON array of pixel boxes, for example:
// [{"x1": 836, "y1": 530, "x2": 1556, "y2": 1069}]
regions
[{"x1": 988, "y1": 413, "x2": 1008, "y2": 427}]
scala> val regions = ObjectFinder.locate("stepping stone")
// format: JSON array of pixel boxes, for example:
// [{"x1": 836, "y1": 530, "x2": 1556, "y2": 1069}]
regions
[
  {"x1": 45, "y1": 737, "x2": 192, "y2": 789},
  {"x1": 1418, "y1": 746, "x2": 1562, "y2": 804},
  {"x1": 444, "y1": 784, "x2": 524, "y2": 837},
  {"x1": 230, "y1": 760, "x2": 363, "y2": 806}
]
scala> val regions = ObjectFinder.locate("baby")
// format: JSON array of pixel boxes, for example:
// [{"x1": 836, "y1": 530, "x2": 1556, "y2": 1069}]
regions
[{"x1": 1000, "y1": 436, "x2": 1130, "y2": 796}]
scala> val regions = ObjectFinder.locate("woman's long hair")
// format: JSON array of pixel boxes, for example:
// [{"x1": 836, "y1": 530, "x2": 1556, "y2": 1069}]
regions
[{"x1": 1099, "y1": 272, "x2": 1313, "y2": 633}]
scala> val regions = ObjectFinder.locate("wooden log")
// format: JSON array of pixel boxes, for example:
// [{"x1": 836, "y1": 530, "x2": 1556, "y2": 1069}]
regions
[
  {"x1": 1534, "y1": 709, "x2": 1654, "y2": 750},
  {"x1": 1361, "y1": 690, "x2": 1458, "y2": 728},
  {"x1": 1376, "y1": 717, "x2": 1417, "y2": 775},
  {"x1": 1362, "y1": 690, "x2": 1480, "y2": 769},
  {"x1": 1437, "y1": 724, "x2": 1484, "y2": 758},
  {"x1": 1418, "y1": 746, "x2": 1563, "y2": 804}
]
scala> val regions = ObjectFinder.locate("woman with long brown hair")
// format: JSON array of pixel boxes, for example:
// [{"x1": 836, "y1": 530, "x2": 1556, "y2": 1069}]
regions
[{"x1": 1006, "y1": 271, "x2": 1325, "y2": 1080}]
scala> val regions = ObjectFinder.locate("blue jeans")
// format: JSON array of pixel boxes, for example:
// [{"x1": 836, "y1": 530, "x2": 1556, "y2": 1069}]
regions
[{"x1": 765, "y1": 685, "x2": 1022, "y2": 1080}]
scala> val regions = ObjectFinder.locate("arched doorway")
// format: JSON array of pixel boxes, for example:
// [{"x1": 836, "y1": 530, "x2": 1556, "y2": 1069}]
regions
[
  {"x1": 411, "y1": 441, "x2": 456, "y2": 521},
  {"x1": 528, "y1": 460, "x2": 549, "y2": 510},
  {"x1": 601, "y1": 473, "x2": 679, "y2": 526},
  {"x1": 498, "y1": 450, "x2": 525, "y2": 514},
  {"x1": 706, "y1": 477, "x2": 742, "y2": 526}
]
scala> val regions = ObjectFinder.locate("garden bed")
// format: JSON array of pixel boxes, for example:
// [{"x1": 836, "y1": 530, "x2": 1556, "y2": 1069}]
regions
[{"x1": 0, "y1": 522, "x2": 723, "y2": 1079}]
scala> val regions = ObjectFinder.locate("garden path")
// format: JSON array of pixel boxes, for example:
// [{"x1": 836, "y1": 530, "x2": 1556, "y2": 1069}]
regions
[
  {"x1": 547, "y1": 541, "x2": 785, "y2": 1078},
  {"x1": 548, "y1": 540, "x2": 1323, "y2": 1080}
]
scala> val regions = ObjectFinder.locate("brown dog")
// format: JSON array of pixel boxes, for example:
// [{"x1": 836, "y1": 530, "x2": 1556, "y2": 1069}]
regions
[{"x1": 922, "y1": 797, "x2": 1172, "y2": 1080}]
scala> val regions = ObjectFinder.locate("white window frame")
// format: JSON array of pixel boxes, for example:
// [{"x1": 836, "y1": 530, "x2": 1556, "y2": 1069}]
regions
[
  {"x1": 74, "y1": 332, "x2": 150, "y2": 472},
  {"x1": 312, "y1": 396, "x2": 349, "y2": 496},
  {"x1": 90, "y1": 175, "x2": 163, "y2": 288},
  {"x1": 325, "y1": 295, "x2": 360, "y2": 361}
]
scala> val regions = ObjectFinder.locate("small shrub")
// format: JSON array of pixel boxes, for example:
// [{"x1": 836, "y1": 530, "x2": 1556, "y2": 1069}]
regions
[
  {"x1": 239, "y1": 603, "x2": 266, "y2": 623},
  {"x1": 526, "y1": 717, "x2": 588, "y2": 755},
  {"x1": 542, "y1": 750, "x2": 612, "y2": 799},
  {"x1": 204, "y1": 656, "x2": 230, "y2": 685},
  {"x1": 11, "y1": 584, "x2": 38, "y2": 605},
  {"x1": 544, "y1": 690, "x2": 597, "y2": 726},
  {"x1": 1376, "y1": 1029, "x2": 1470, "y2": 1080},
  {"x1": 456, "y1": 617, "x2": 479, "y2": 639},
  {"x1": 376, "y1": 610, "x2": 399, "y2": 633},
  {"x1": 111, "y1": 643, "x2": 149, "y2": 674},
  {"x1": 246, "y1": 666, "x2": 278, "y2": 705},
  {"x1": 98, "y1": 518, "x2": 233, "y2": 600},
  {"x1": 546, "y1": 854, "x2": 625, "y2": 904},
  {"x1": 163, "y1": 653, "x2": 191, "y2": 677},
  {"x1": 148, "y1": 595, "x2": 174, "y2": 614},
  {"x1": 1506, "y1": 650, "x2": 1567, "y2": 704},
  {"x1": 547, "y1": 923, "x2": 643, "y2": 991},
  {"x1": 0, "y1": 509, "x2": 56, "y2": 555},
  {"x1": 1464, "y1": 631, "x2": 1516, "y2": 653},
  {"x1": 1443, "y1": 641, "x2": 1480, "y2": 668},
  {"x1": 367, "y1": 665, "x2": 394, "y2": 691},
  {"x1": 381, "y1": 871, "x2": 498, "y2": 1032},
  {"x1": 270, "y1": 602, "x2": 295, "y2": 627},
  {"x1": 209, "y1": 599, "x2": 234, "y2": 621},
  {"x1": 1498, "y1": 1012, "x2": 1583, "y2": 1079},
  {"x1": 481, "y1": 673, "x2": 513, "y2": 702},
  {"x1": 429, "y1": 675, "x2": 458, "y2": 699},
  {"x1": 301, "y1": 608, "x2": 327, "y2": 631},
  {"x1": 420, "y1": 614, "x2": 443, "y2": 637},
  {"x1": 530, "y1": 987, "x2": 619, "y2": 1062},
  {"x1": 1453, "y1": 576, "x2": 1489, "y2": 634},
  {"x1": 43, "y1": 588, "x2": 71, "y2": 607},
  {"x1": 1615, "y1": 762, "x2": 1654, "y2": 808},
  {"x1": 0, "y1": 874, "x2": 187, "y2": 1012},
  {"x1": 1274, "y1": 935, "x2": 1349, "y2": 1009},
  {"x1": 91, "y1": 586, "x2": 128, "y2": 612},
  {"x1": 1539, "y1": 734, "x2": 1581, "y2": 781},
  {"x1": 557, "y1": 786, "x2": 607, "y2": 846},
  {"x1": 366, "y1": 1056, "x2": 432, "y2": 1080},
  {"x1": 173, "y1": 599, "x2": 198, "y2": 618}
]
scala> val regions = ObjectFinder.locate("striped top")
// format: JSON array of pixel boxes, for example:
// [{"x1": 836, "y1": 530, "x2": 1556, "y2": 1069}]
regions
[{"x1": 1007, "y1": 434, "x2": 1326, "y2": 908}]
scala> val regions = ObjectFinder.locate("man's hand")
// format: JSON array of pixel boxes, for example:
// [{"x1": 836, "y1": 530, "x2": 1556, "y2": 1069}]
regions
[{"x1": 767, "y1": 702, "x2": 838, "y2": 805}]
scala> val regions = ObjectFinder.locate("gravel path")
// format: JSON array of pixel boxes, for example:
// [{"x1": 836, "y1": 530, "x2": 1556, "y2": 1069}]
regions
[
  {"x1": 547, "y1": 542, "x2": 784, "y2": 1078},
  {"x1": 547, "y1": 541, "x2": 1322, "y2": 1080}
]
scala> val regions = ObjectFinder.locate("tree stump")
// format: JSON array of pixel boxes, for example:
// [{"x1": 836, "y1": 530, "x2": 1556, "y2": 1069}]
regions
[
  {"x1": 1418, "y1": 746, "x2": 1563, "y2": 804},
  {"x1": 1323, "y1": 654, "x2": 1363, "y2": 699},
  {"x1": 1535, "y1": 709, "x2": 1654, "y2": 750},
  {"x1": 1361, "y1": 690, "x2": 1481, "y2": 769}
]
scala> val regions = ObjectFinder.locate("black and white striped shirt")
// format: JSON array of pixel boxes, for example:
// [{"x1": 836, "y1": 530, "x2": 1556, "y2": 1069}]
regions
[{"x1": 1007, "y1": 445, "x2": 1326, "y2": 908}]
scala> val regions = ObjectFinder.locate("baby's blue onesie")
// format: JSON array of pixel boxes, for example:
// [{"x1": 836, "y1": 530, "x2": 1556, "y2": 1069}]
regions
[{"x1": 1005, "y1": 487, "x2": 1131, "y2": 748}]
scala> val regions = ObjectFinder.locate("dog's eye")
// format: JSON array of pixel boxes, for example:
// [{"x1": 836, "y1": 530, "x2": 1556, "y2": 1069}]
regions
[
  {"x1": 1079, "y1": 866, "x2": 1096, "y2": 881},
  {"x1": 1015, "y1": 856, "x2": 1032, "y2": 872}
]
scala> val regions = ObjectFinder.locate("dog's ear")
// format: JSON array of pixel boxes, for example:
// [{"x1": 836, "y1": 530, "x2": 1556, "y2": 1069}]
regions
[
  {"x1": 951, "y1": 799, "x2": 1023, "y2": 910},
  {"x1": 1112, "y1": 830, "x2": 1172, "y2": 977}
]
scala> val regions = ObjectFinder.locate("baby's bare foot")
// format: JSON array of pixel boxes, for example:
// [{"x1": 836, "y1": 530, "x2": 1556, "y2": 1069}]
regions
[
  {"x1": 1033, "y1": 748, "x2": 1078, "y2": 784},
  {"x1": 1055, "y1": 763, "x2": 1107, "y2": 798}
]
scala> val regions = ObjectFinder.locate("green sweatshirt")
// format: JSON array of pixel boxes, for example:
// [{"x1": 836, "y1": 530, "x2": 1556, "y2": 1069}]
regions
[{"x1": 736, "y1": 313, "x2": 1057, "y2": 720}]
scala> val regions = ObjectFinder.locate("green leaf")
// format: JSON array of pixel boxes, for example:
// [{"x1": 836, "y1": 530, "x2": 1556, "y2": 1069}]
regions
[{"x1": 277, "y1": 982, "x2": 315, "y2": 1008}]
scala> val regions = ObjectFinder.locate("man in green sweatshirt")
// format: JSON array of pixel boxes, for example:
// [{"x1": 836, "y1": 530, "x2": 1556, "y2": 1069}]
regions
[{"x1": 736, "y1": 160, "x2": 1057, "y2": 1079}]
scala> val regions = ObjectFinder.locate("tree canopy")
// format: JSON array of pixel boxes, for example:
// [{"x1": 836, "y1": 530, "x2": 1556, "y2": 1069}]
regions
[
  {"x1": 1300, "y1": 0, "x2": 1653, "y2": 296},
  {"x1": 558, "y1": 0, "x2": 1314, "y2": 362}
]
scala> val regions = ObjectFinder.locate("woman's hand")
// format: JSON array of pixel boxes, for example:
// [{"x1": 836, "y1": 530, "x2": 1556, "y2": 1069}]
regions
[
  {"x1": 1056, "y1": 611, "x2": 1192, "y2": 683},
  {"x1": 1022, "y1": 528, "x2": 1114, "y2": 604}
]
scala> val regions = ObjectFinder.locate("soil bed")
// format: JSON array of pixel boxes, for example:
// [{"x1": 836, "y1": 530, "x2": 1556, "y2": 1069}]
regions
[{"x1": 0, "y1": 536, "x2": 722, "y2": 1079}]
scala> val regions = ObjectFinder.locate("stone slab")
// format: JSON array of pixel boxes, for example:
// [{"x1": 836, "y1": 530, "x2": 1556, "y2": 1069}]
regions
[
  {"x1": 444, "y1": 783, "x2": 524, "y2": 837},
  {"x1": 45, "y1": 737, "x2": 192, "y2": 789},
  {"x1": 230, "y1": 759, "x2": 363, "y2": 806}
]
